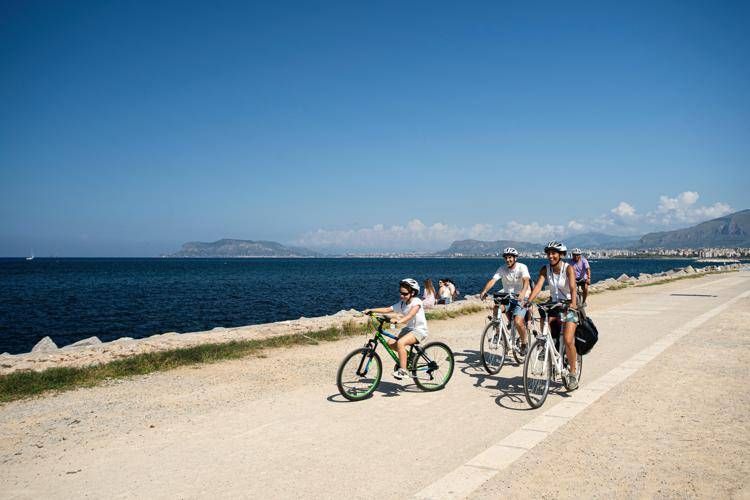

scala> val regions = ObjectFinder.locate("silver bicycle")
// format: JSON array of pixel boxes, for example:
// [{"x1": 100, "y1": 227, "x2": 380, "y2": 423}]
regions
[
  {"x1": 480, "y1": 292, "x2": 532, "y2": 374},
  {"x1": 523, "y1": 301, "x2": 583, "y2": 408}
]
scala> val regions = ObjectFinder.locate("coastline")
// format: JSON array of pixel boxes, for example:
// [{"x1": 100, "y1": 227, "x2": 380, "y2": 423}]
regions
[{"x1": 0, "y1": 263, "x2": 742, "y2": 380}]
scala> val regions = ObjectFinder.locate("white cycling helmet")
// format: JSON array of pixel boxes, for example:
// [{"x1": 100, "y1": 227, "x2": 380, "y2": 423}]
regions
[
  {"x1": 572, "y1": 248, "x2": 582, "y2": 255},
  {"x1": 544, "y1": 241, "x2": 567, "y2": 254},
  {"x1": 502, "y1": 247, "x2": 519, "y2": 257},
  {"x1": 400, "y1": 278, "x2": 420, "y2": 295}
]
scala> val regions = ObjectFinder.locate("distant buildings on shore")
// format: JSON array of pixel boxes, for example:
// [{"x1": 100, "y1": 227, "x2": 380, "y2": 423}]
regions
[
  {"x1": 337, "y1": 247, "x2": 750, "y2": 259},
  {"x1": 442, "y1": 247, "x2": 750, "y2": 259}
]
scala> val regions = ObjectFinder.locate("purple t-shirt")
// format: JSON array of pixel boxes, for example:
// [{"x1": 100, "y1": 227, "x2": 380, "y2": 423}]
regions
[{"x1": 570, "y1": 256, "x2": 590, "y2": 281}]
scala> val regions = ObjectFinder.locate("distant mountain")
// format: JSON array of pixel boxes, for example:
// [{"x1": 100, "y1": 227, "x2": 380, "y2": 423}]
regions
[
  {"x1": 638, "y1": 209, "x2": 750, "y2": 249},
  {"x1": 434, "y1": 239, "x2": 537, "y2": 256},
  {"x1": 169, "y1": 239, "x2": 320, "y2": 257},
  {"x1": 565, "y1": 232, "x2": 640, "y2": 249}
]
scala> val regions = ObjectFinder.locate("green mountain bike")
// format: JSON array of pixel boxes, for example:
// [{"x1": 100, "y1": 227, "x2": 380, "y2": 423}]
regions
[{"x1": 336, "y1": 314, "x2": 455, "y2": 401}]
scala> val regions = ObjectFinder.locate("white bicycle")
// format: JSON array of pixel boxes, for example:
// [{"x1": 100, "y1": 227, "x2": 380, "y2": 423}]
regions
[
  {"x1": 523, "y1": 301, "x2": 583, "y2": 408},
  {"x1": 480, "y1": 292, "x2": 533, "y2": 374}
]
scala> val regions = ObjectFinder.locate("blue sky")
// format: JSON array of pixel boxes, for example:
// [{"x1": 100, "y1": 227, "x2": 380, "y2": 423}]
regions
[{"x1": 1, "y1": 1, "x2": 748, "y2": 255}]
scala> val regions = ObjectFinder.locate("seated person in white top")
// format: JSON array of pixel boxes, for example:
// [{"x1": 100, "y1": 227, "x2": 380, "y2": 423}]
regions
[
  {"x1": 479, "y1": 247, "x2": 531, "y2": 351},
  {"x1": 363, "y1": 278, "x2": 428, "y2": 380},
  {"x1": 437, "y1": 279, "x2": 452, "y2": 304},
  {"x1": 525, "y1": 241, "x2": 580, "y2": 390}
]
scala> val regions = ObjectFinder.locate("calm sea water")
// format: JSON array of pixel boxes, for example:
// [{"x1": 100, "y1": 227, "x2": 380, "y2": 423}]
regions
[{"x1": 0, "y1": 257, "x2": 699, "y2": 354}]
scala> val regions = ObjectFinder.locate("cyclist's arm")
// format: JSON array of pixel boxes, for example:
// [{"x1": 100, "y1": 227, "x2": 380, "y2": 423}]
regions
[
  {"x1": 363, "y1": 306, "x2": 394, "y2": 315},
  {"x1": 519, "y1": 277, "x2": 531, "y2": 301},
  {"x1": 394, "y1": 303, "x2": 420, "y2": 325},
  {"x1": 526, "y1": 267, "x2": 547, "y2": 304},
  {"x1": 479, "y1": 277, "x2": 499, "y2": 300},
  {"x1": 567, "y1": 265, "x2": 578, "y2": 310}
]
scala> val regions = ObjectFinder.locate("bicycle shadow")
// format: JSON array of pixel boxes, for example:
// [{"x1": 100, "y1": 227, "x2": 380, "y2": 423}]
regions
[
  {"x1": 455, "y1": 348, "x2": 573, "y2": 411},
  {"x1": 327, "y1": 380, "x2": 423, "y2": 403},
  {"x1": 454, "y1": 348, "x2": 522, "y2": 390}
]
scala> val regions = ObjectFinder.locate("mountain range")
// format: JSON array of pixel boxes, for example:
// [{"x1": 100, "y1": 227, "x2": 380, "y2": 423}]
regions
[
  {"x1": 168, "y1": 239, "x2": 319, "y2": 258},
  {"x1": 637, "y1": 209, "x2": 750, "y2": 249},
  {"x1": 169, "y1": 210, "x2": 748, "y2": 257},
  {"x1": 434, "y1": 239, "x2": 538, "y2": 256}
]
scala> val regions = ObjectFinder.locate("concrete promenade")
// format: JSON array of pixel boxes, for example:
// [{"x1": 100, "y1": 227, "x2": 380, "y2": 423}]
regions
[{"x1": 1, "y1": 271, "x2": 748, "y2": 498}]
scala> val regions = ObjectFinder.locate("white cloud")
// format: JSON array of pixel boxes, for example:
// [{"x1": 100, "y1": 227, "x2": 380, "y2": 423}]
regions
[
  {"x1": 567, "y1": 220, "x2": 585, "y2": 232},
  {"x1": 650, "y1": 191, "x2": 732, "y2": 225},
  {"x1": 295, "y1": 219, "x2": 468, "y2": 251},
  {"x1": 296, "y1": 218, "x2": 567, "y2": 251},
  {"x1": 294, "y1": 191, "x2": 733, "y2": 251},
  {"x1": 611, "y1": 202, "x2": 637, "y2": 218},
  {"x1": 505, "y1": 221, "x2": 564, "y2": 242}
]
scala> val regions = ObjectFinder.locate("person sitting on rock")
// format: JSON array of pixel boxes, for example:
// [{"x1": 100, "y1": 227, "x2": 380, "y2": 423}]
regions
[
  {"x1": 437, "y1": 279, "x2": 452, "y2": 304},
  {"x1": 422, "y1": 279, "x2": 436, "y2": 309}
]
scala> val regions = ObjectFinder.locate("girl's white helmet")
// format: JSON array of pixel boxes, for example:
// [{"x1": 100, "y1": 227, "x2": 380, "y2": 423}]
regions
[
  {"x1": 400, "y1": 278, "x2": 420, "y2": 294},
  {"x1": 544, "y1": 241, "x2": 567, "y2": 254}
]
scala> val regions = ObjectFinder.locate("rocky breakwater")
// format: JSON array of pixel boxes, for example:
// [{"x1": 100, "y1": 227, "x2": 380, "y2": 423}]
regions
[
  {"x1": 586, "y1": 263, "x2": 743, "y2": 294},
  {"x1": 0, "y1": 297, "x2": 487, "y2": 376}
]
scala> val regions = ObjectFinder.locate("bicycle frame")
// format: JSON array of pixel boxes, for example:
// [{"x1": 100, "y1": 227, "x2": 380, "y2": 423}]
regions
[
  {"x1": 359, "y1": 317, "x2": 433, "y2": 375},
  {"x1": 533, "y1": 308, "x2": 568, "y2": 379}
]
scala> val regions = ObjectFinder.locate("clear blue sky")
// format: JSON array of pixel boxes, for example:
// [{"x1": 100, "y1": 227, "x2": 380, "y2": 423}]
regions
[{"x1": 1, "y1": 1, "x2": 748, "y2": 255}]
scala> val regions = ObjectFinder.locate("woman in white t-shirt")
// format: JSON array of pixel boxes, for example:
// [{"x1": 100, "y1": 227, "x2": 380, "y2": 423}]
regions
[{"x1": 363, "y1": 278, "x2": 428, "y2": 380}]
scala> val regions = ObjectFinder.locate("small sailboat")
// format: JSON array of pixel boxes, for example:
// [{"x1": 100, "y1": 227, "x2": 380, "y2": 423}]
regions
[{"x1": 26, "y1": 249, "x2": 34, "y2": 261}]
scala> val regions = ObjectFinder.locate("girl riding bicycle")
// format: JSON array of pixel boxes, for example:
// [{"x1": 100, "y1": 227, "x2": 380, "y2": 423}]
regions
[
  {"x1": 525, "y1": 241, "x2": 580, "y2": 390},
  {"x1": 363, "y1": 278, "x2": 428, "y2": 380}
]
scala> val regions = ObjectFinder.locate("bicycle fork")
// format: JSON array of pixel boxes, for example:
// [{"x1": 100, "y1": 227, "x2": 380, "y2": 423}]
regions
[{"x1": 356, "y1": 341, "x2": 377, "y2": 377}]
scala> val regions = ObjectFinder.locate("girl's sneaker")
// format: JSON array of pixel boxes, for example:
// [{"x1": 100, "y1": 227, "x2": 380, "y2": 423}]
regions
[{"x1": 393, "y1": 368, "x2": 409, "y2": 380}]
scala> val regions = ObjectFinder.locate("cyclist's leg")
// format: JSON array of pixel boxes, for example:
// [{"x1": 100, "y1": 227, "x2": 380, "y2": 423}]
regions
[
  {"x1": 582, "y1": 282, "x2": 589, "y2": 304},
  {"x1": 395, "y1": 332, "x2": 419, "y2": 369},
  {"x1": 511, "y1": 303, "x2": 528, "y2": 345},
  {"x1": 562, "y1": 317, "x2": 578, "y2": 374}
]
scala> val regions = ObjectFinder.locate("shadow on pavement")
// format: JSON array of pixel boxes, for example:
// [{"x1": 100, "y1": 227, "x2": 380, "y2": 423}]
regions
[{"x1": 326, "y1": 380, "x2": 422, "y2": 403}]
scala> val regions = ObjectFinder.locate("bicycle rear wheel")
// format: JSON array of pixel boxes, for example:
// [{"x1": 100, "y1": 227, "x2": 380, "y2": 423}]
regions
[
  {"x1": 523, "y1": 338, "x2": 552, "y2": 409},
  {"x1": 336, "y1": 348, "x2": 382, "y2": 401},
  {"x1": 480, "y1": 322, "x2": 506, "y2": 374},
  {"x1": 411, "y1": 342, "x2": 454, "y2": 391}
]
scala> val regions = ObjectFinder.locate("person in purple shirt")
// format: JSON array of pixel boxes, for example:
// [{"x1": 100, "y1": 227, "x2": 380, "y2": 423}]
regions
[{"x1": 570, "y1": 248, "x2": 591, "y2": 304}]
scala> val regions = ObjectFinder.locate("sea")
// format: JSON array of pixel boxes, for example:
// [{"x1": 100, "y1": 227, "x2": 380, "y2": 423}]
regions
[{"x1": 0, "y1": 257, "x2": 703, "y2": 354}]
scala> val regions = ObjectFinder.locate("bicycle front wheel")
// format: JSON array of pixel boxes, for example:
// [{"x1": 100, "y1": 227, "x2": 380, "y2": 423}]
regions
[
  {"x1": 511, "y1": 324, "x2": 531, "y2": 365},
  {"x1": 523, "y1": 338, "x2": 552, "y2": 409},
  {"x1": 336, "y1": 348, "x2": 382, "y2": 401},
  {"x1": 480, "y1": 322, "x2": 506, "y2": 374},
  {"x1": 411, "y1": 342, "x2": 454, "y2": 391}
]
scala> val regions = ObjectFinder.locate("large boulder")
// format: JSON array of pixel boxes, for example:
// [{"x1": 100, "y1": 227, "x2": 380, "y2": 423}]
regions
[
  {"x1": 684, "y1": 265, "x2": 696, "y2": 274},
  {"x1": 616, "y1": 273, "x2": 630, "y2": 282},
  {"x1": 62, "y1": 336, "x2": 102, "y2": 350},
  {"x1": 31, "y1": 336, "x2": 58, "y2": 353}
]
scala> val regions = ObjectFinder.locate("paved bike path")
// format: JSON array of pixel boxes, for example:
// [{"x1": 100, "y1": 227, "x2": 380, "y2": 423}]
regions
[{"x1": 1, "y1": 272, "x2": 748, "y2": 498}]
